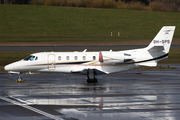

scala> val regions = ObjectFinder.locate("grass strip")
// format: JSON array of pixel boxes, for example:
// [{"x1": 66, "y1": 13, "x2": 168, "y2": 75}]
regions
[{"x1": 1, "y1": 5, "x2": 180, "y2": 42}]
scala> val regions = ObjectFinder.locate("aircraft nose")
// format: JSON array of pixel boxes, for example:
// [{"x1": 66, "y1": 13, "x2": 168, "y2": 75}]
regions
[{"x1": 4, "y1": 64, "x2": 13, "y2": 71}]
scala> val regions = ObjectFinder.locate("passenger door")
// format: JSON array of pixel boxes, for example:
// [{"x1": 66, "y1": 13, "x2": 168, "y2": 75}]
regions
[{"x1": 48, "y1": 54, "x2": 55, "y2": 70}]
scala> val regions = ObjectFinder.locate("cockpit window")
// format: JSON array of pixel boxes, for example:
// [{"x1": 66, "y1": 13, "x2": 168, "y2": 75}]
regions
[
  {"x1": 30, "y1": 56, "x2": 35, "y2": 61},
  {"x1": 35, "y1": 57, "x2": 38, "y2": 60},
  {"x1": 24, "y1": 55, "x2": 33, "y2": 60},
  {"x1": 24, "y1": 55, "x2": 37, "y2": 61}
]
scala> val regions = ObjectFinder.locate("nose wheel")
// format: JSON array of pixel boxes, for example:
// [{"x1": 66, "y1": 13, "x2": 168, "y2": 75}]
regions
[
  {"x1": 16, "y1": 73, "x2": 24, "y2": 82},
  {"x1": 16, "y1": 77, "x2": 24, "y2": 82}
]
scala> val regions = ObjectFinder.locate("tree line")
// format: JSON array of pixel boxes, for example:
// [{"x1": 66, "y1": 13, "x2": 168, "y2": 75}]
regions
[
  {"x1": 0, "y1": 0, "x2": 151, "y2": 4},
  {"x1": 1, "y1": 0, "x2": 180, "y2": 12}
]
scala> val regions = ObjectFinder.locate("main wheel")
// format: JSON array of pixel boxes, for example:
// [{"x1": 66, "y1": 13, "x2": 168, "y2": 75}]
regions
[
  {"x1": 87, "y1": 69, "x2": 98, "y2": 83},
  {"x1": 87, "y1": 78, "x2": 98, "y2": 83}
]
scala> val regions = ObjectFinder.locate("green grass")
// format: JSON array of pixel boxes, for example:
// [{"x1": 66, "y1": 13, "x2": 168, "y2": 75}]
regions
[
  {"x1": 0, "y1": 4, "x2": 180, "y2": 42},
  {"x1": 159, "y1": 49, "x2": 180, "y2": 64},
  {"x1": 0, "y1": 51, "x2": 34, "y2": 66}
]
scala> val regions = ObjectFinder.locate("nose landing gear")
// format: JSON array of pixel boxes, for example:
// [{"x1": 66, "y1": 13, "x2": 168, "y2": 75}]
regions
[
  {"x1": 16, "y1": 73, "x2": 24, "y2": 82},
  {"x1": 16, "y1": 77, "x2": 24, "y2": 82}
]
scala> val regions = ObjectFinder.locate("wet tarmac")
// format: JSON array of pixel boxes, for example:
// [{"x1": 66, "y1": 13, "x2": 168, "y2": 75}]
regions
[{"x1": 0, "y1": 64, "x2": 180, "y2": 120}]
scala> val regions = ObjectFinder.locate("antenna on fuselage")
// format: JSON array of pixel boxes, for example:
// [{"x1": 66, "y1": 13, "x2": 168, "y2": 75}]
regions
[
  {"x1": 53, "y1": 44, "x2": 57, "y2": 51},
  {"x1": 83, "y1": 49, "x2": 87, "y2": 52}
]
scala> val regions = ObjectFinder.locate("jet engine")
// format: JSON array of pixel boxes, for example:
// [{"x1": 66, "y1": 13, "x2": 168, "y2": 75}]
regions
[{"x1": 99, "y1": 52, "x2": 135, "y2": 64}]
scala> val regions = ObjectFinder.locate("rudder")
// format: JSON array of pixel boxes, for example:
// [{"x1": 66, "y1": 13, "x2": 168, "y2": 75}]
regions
[{"x1": 147, "y1": 26, "x2": 176, "y2": 54}]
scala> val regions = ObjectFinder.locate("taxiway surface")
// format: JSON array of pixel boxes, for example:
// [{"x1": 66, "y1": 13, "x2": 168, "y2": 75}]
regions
[{"x1": 0, "y1": 64, "x2": 180, "y2": 120}]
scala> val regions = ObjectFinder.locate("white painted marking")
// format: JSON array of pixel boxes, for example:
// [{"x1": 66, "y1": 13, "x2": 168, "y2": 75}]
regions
[{"x1": 0, "y1": 96, "x2": 63, "y2": 120}]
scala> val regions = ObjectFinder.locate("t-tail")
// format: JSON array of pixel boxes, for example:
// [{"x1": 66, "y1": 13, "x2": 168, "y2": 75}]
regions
[
  {"x1": 147, "y1": 26, "x2": 175, "y2": 54},
  {"x1": 138, "y1": 26, "x2": 176, "y2": 67}
]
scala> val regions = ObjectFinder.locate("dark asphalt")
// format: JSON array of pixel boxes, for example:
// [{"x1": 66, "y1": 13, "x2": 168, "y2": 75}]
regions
[
  {"x1": 1, "y1": 45, "x2": 180, "y2": 51},
  {"x1": 0, "y1": 64, "x2": 180, "y2": 120}
]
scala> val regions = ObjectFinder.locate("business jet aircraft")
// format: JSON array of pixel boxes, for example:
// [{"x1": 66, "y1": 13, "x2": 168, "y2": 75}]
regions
[{"x1": 4, "y1": 26, "x2": 175, "y2": 83}]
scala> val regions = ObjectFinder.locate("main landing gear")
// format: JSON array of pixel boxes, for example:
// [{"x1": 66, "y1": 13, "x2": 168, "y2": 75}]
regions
[
  {"x1": 16, "y1": 73, "x2": 24, "y2": 82},
  {"x1": 87, "y1": 69, "x2": 98, "y2": 83}
]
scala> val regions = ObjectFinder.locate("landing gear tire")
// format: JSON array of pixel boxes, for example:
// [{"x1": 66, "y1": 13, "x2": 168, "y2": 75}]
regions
[
  {"x1": 87, "y1": 69, "x2": 98, "y2": 83},
  {"x1": 16, "y1": 77, "x2": 24, "y2": 82},
  {"x1": 87, "y1": 78, "x2": 98, "y2": 83},
  {"x1": 16, "y1": 72, "x2": 24, "y2": 82}
]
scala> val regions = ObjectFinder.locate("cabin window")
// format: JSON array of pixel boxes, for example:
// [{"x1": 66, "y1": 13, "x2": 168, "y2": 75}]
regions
[
  {"x1": 58, "y1": 56, "x2": 61, "y2": 60},
  {"x1": 74, "y1": 56, "x2": 78, "y2": 60},
  {"x1": 83, "y1": 56, "x2": 86, "y2": 60},
  {"x1": 124, "y1": 53, "x2": 131, "y2": 56},
  {"x1": 93, "y1": 56, "x2": 96, "y2": 60},
  {"x1": 66, "y1": 56, "x2": 69, "y2": 60}
]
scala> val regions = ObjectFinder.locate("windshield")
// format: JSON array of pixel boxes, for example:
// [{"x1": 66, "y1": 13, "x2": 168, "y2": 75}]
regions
[
  {"x1": 24, "y1": 55, "x2": 38, "y2": 61},
  {"x1": 24, "y1": 55, "x2": 33, "y2": 60}
]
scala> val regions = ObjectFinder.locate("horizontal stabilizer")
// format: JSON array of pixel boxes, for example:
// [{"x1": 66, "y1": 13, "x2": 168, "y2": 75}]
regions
[{"x1": 148, "y1": 46, "x2": 164, "y2": 52}]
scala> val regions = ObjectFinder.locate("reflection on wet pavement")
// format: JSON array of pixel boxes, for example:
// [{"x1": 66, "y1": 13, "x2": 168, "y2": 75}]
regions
[{"x1": 0, "y1": 64, "x2": 180, "y2": 120}]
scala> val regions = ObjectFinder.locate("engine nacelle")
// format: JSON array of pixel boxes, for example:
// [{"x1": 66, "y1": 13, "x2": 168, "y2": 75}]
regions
[{"x1": 99, "y1": 52, "x2": 135, "y2": 64}]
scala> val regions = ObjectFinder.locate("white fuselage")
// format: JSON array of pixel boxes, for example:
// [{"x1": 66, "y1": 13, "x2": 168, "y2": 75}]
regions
[
  {"x1": 4, "y1": 51, "x2": 135, "y2": 74},
  {"x1": 4, "y1": 47, "x2": 166, "y2": 75}
]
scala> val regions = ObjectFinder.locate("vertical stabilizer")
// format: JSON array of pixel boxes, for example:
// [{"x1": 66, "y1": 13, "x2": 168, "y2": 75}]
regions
[
  {"x1": 138, "y1": 26, "x2": 175, "y2": 67},
  {"x1": 147, "y1": 26, "x2": 176, "y2": 54}
]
